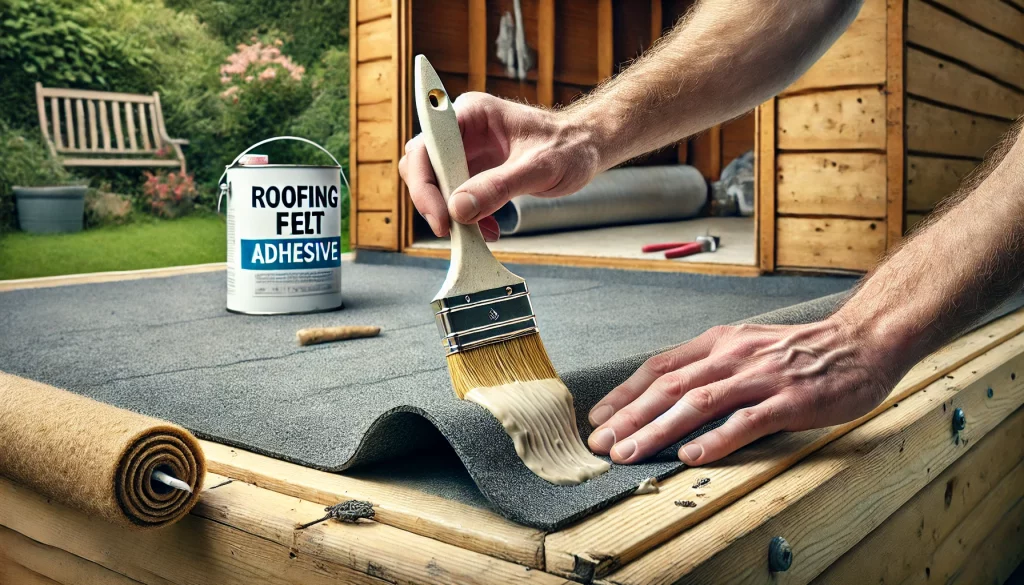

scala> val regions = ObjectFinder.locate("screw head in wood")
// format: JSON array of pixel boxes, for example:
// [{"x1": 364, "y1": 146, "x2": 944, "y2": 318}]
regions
[
  {"x1": 768, "y1": 536, "x2": 793, "y2": 572},
  {"x1": 952, "y1": 408, "x2": 966, "y2": 433}
]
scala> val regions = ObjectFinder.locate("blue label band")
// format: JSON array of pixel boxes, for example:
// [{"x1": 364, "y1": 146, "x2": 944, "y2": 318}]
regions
[{"x1": 241, "y1": 237, "x2": 341, "y2": 270}]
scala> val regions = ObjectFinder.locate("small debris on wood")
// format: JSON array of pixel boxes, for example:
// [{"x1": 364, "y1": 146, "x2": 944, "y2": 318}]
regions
[
  {"x1": 296, "y1": 500, "x2": 375, "y2": 530},
  {"x1": 634, "y1": 477, "x2": 660, "y2": 494},
  {"x1": 692, "y1": 477, "x2": 710, "y2": 489},
  {"x1": 674, "y1": 500, "x2": 697, "y2": 508}
]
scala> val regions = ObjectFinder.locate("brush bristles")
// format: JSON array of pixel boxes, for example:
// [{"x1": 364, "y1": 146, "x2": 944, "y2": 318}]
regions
[{"x1": 447, "y1": 333, "x2": 559, "y2": 399}]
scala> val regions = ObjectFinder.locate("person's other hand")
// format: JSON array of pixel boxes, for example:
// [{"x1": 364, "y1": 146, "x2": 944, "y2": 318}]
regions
[
  {"x1": 587, "y1": 318, "x2": 902, "y2": 466},
  {"x1": 399, "y1": 92, "x2": 602, "y2": 241}
]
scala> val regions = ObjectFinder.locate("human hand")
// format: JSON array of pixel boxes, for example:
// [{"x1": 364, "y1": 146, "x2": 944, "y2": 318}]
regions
[
  {"x1": 587, "y1": 318, "x2": 903, "y2": 466},
  {"x1": 399, "y1": 92, "x2": 602, "y2": 241}
]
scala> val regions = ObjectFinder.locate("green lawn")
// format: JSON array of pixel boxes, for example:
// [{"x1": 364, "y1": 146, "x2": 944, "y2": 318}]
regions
[
  {"x1": 1, "y1": 213, "x2": 352, "y2": 280},
  {"x1": 0, "y1": 215, "x2": 227, "y2": 280}
]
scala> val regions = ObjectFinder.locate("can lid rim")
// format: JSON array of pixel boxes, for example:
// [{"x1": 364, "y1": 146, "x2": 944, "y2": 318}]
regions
[{"x1": 228, "y1": 164, "x2": 341, "y2": 169}]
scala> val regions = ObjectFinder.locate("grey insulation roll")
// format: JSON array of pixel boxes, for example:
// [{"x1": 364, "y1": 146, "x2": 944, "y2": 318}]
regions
[{"x1": 493, "y1": 165, "x2": 708, "y2": 235}]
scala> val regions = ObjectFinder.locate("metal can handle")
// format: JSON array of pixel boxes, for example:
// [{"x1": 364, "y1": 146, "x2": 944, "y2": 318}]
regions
[{"x1": 217, "y1": 136, "x2": 349, "y2": 212}]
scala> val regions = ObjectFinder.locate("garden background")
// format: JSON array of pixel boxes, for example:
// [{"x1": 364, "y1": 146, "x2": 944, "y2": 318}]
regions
[{"x1": 0, "y1": 0, "x2": 351, "y2": 279}]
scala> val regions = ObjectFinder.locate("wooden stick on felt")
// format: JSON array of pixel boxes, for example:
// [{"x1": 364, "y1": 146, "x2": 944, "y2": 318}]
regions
[{"x1": 296, "y1": 326, "x2": 381, "y2": 346}]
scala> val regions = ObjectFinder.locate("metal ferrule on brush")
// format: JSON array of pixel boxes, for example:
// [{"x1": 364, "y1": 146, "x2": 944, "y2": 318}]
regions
[{"x1": 432, "y1": 282, "x2": 539, "y2": 354}]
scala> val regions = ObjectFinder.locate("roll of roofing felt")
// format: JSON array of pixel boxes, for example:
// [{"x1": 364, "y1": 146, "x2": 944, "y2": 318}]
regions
[
  {"x1": 0, "y1": 373, "x2": 204, "y2": 528},
  {"x1": 493, "y1": 165, "x2": 708, "y2": 235}
]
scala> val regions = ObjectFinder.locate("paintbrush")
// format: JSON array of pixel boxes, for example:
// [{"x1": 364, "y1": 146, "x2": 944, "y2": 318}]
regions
[{"x1": 414, "y1": 55, "x2": 559, "y2": 399}]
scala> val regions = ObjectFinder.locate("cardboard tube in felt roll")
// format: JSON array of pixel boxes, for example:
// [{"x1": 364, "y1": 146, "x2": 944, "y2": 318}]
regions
[{"x1": 0, "y1": 372, "x2": 205, "y2": 528}]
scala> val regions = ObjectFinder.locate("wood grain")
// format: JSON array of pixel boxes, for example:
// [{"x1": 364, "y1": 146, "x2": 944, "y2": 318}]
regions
[
  {"x1": 756, "y1": 99, "x2": 776, "y2": 272},
  {"x1": 357, "y1": 60, "x2": 393, "y2": 105},
  {"x1": 201, "y1": 441, "x2": 546, "y2": 568},
  {"x1": 777, "y1": 87, "x2": 887, "y2": 150},
  {"x1": 784, "y1": 0, "x2": 886, "y2": 93},
  {"x1": 811, "y1": 409, "x2": 1024, "y2": 585},
  {"x1": 906, "y1": 98, "x2": 1011, "y2": 158},
  {"x1": 357, "y1": 0, "x2": 390, "y2": 23},
  {"x1": 907, "y1": 48, "x2": 1024, "y2": 120},
  {"x1": 886, "y1": 0, "x2": 906, "y2": 249},
  {"x1": 356, "y1": 211, "x2": 399, "y2": 249},
  {"x1": 939, "y1": 500, "x2": 1024, "y2": 585},
  {"x1": 597, "y1": 0, "x2": 613, "y2": 80},
  {"x1": 0, "y1": 525, "x2": 144, "y2": 585},
  {"x1": 355, "y1": 163, "x2": 396, "y2": 211},
  {"x1": 776, "y1": 217, "x2": 886, "y2": 271},
  {"x1": 929, "y1": 0, "x2": 1024, "y2": 45},
  {"x1": 357, "y1": 18, "x2": 392, "y2": 62},
  {"x1": 537, "y1": 0, "x2": 555, "y2": 106},
  {"x1": 468, "y1": 0, "x2": 486, "y2": 92},
  {"x1": 906, "y1": 155, "x2": 978, "y2": 212},
  {"x1": 357, "y1": 121, "x2": 395, "y2": 162},
  {"x1": 907, "y1": 0, "x2": 1024, "y2": 90},
  {"x1": 776, "y1": 152, "x2": 887, "y2": 218},
  {"x1": 544, "y1": 311, "x2": 1024, "y2": 580},
  {"x1": 603, "y1": 333, "x2": 1024, "y2": 585}
]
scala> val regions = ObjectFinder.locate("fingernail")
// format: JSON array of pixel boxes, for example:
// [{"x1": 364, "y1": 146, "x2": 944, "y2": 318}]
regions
[
  {"x1": 589, "y1": 404, "x2": 614, "y2": 426},
  {"x1": 450, "y1": 192, "x2": 479, "y2": 222},
  {"x1": 681, "y1": 443, "x2": 703, "y2": 463},
  {"x1": 612, "y1": 439, "x2": 637, "y2": 461},
  {"x1": 589, "y1": 428, "x2": 616, "y2": 451},
  {"x1": 422, "y1": 212, "x2": 441, "y2": 236}
]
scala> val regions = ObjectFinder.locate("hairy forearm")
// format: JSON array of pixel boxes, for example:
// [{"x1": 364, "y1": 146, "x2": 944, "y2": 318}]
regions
[
  {"x1": 834, "y1": 122, "x2": 1024, "y2": 380},
  {"x1": 567, "y1": 0, "x2": 862, "y2": 169}
]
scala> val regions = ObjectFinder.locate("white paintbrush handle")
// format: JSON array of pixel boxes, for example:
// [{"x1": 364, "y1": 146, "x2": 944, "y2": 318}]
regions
[{"x1": 414, "y1": 55, "x2": 524, "y2": 300}]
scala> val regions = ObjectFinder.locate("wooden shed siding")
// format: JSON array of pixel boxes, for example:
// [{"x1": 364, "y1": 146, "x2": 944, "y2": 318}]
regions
[
  {"x1": 906, "y1": 155, "x2": 978, "y2": 212},
  {"x1": 927, "y1": 0, "x2": 1024, "y2": 46},
  {"x1": 356, "y1": 18, "x2": 393, "y2": 62},
  {"x1": 357, "y1": 0, "x2": 390, "y2": 23},
  {"x1": 776, "y1": 217, "x2": 886, "y2": 271},
  {"x1": 784, "y1": 0, "x2": 886, "y2": 93},
  {"x1": 905, "y1": 99, "x2": 1012, "y2": 159},
  {"x1": 777, "y1": 87, "x2": 887, "y2": 151},
  {"x1": 906, "y1": 48, "x2": 1024, "y2": 120},
  {"x1": 776, "y1": 153, "x2": 887, "y2": 218}
]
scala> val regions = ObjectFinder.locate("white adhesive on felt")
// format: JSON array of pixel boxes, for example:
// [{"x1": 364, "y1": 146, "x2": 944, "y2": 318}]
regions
[
  {"x1": 465, "y1": 379, "x2": 610, "y2": 485},
  {"x1": 634, "y1": 477, "x2": 660, "y2": 494}
]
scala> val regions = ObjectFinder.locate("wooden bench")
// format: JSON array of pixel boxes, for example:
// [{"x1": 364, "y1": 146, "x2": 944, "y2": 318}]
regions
[{"x1": 35, "y1": 83, "x2": 189, "y2": 173}]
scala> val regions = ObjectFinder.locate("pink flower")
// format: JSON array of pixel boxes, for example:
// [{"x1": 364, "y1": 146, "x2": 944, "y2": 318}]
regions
[{"x1": 258, "y1": 68, "x2": 277, "y2": 81}]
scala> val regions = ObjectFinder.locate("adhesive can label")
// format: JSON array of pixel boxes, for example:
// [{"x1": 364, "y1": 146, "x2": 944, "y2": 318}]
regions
[{"x1": 225, "y1": 164, "x2": 343, "y2": 314}]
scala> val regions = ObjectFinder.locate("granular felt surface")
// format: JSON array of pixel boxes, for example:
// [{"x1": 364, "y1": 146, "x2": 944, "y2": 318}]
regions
[{"x1": 0, "y1": 255, "x2": 864, "y2": 529}]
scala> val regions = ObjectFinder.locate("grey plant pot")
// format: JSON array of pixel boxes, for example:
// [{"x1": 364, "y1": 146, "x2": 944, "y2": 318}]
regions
[{"x1": 14, "y1": 185, "x2": 88, "y2": 234}]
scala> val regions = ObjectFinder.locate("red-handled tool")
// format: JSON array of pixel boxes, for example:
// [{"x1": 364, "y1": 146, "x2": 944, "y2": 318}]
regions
[{"x1": 642, "y1": 235, "x2": 720, "y2": 259}]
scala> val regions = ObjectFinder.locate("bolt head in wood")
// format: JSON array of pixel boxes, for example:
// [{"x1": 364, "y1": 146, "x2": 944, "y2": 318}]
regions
[
  {"x1": 952, "y1": 408, "x2": 966, "y2": 433},
  {"x1": 768, "y1": 536, "x2": 793, "y2": 572}
]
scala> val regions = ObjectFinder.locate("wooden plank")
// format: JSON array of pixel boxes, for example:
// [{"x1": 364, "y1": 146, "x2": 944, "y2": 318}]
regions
[
  {"x1": 61, "y1": 158, "x2": 181, "y2": 168},
  {"x1": 99, "y1": 100, "x2": 111, "y2": 151},
  {"x1": 941, "y1": 501, "x2": 1024, "y2": 585},
  {"x1": 350, "y1": 0, "x2": 360, "y2": 246},
  {"x1": 721, "y1": 112, "x2": 755, "y2": 167},
  {"x1": 356, "y1": 211, "x2": 399, "y2": 249},
  {"x1": 148, "y1": 103, "x2": 162, "y2": 148},
  {"x1": 111, "y1": 102, "x2": 124, "y2": 151},
  {"x1": 0, "y1": 476, "x2": 389, "y2": 585},
  {"x1": 125, "y1": 102, "x2": 138, "y2": 151},
  {"x1": 784, "y1": 0, "x2": 886, "y2": 93},
  {"x1": 357, "y1": 18, "x2": 392, "y2": 62},
  {"x1": 887, "y1": 461, "x2": 1024, "y2": 585},
  {"x1": 757, "y1": 99, "x2": 776, "y2": 272},
  {"x1": 355, "y1": 163, "x2": 396, "y2": 212},
  {"x1": 49, "y1": 97, "x2": 63, "y2": 150},
  {"x1": 63, "y1": 99, "x2": 76, "y2": 150},
  {"x1": 886, "y1": 0, "x2": 906, "y2": 250},
  {"x1": 36, "y1": 87, "x2": 155, "y2": 103},
  {"x1": 554, "y1": 0, "x2": 600, "y2": 86},
  {"x1": 75, "y1": 99, "x2": 86, "y2": 150},
  {"x1": 930, "y1": 0, "x2": 1024, "y2": 46},
  {"x1": 202, "y1": 442, "x2": 545, "y2": 569},
  {"x1": 87, "y1": 100, "x2": 98, "y2": 150},
  {"x1": 137, "y1": 104, "x2": 151, "y2": 150},
  {"x1": 597, "y1": 0, "x2": 613, "y2": 80},
  {"x1": 907, "y1": 0, "x2": 1024, "y2": 90},
  {"x1": 192, "y1": 474, "x2": 569, "y2": 585},
  {"x1": 468, "y1": 0, "x2": 487, "y2": 92},
  {"x1": 602, "y1": 333, "x2": 1024, "y2": 585},
  {"x1": 357, "y1": 0, "x2": 390, "y2": 23},
  {"x1": 357, "y1": 120, "x2": 395, "y2": 162},
  {"x1": 811, "y1": 408, "x2": 1024, "y2": 585},
  {"x1": 404, "y1": 247, "x2": 763, "y2": 277},
  {"x1": 543, "y1": 311, "x2": 1024, "y2": 580},
  {"x1": 0, "y1": 525, "x2": 144, "y2": 585},
  {"x1": 776, "y1": 153, "x2": 887, "y2": 218},
  {"x1": 906, "y1": 155, "x2": 978, "y2": 212},
  {"x1": 650, "y1": 0, "x2": 662, "y2": 41},
  {"x1": 777, "y1": 87, "x2": 887, "y2": 150},
  {"x1": 537, "y1": 0, "x2": 555, "y2": 106},
  {"x1": 907, "y1": 48, "x2": 1024, "y2": 120},
  {"x1": 906, "y1": 98, "x2": 1011, "y2": 158},
  {"x1": 35, "y1": 84, "x2": 54, "y2": 156},
  {"x1": 776, "y1": 217, "x2": 885, "y2": 271},
  {"x1": 357, "y1": 59, "x2": 393, "y2": 104}
]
